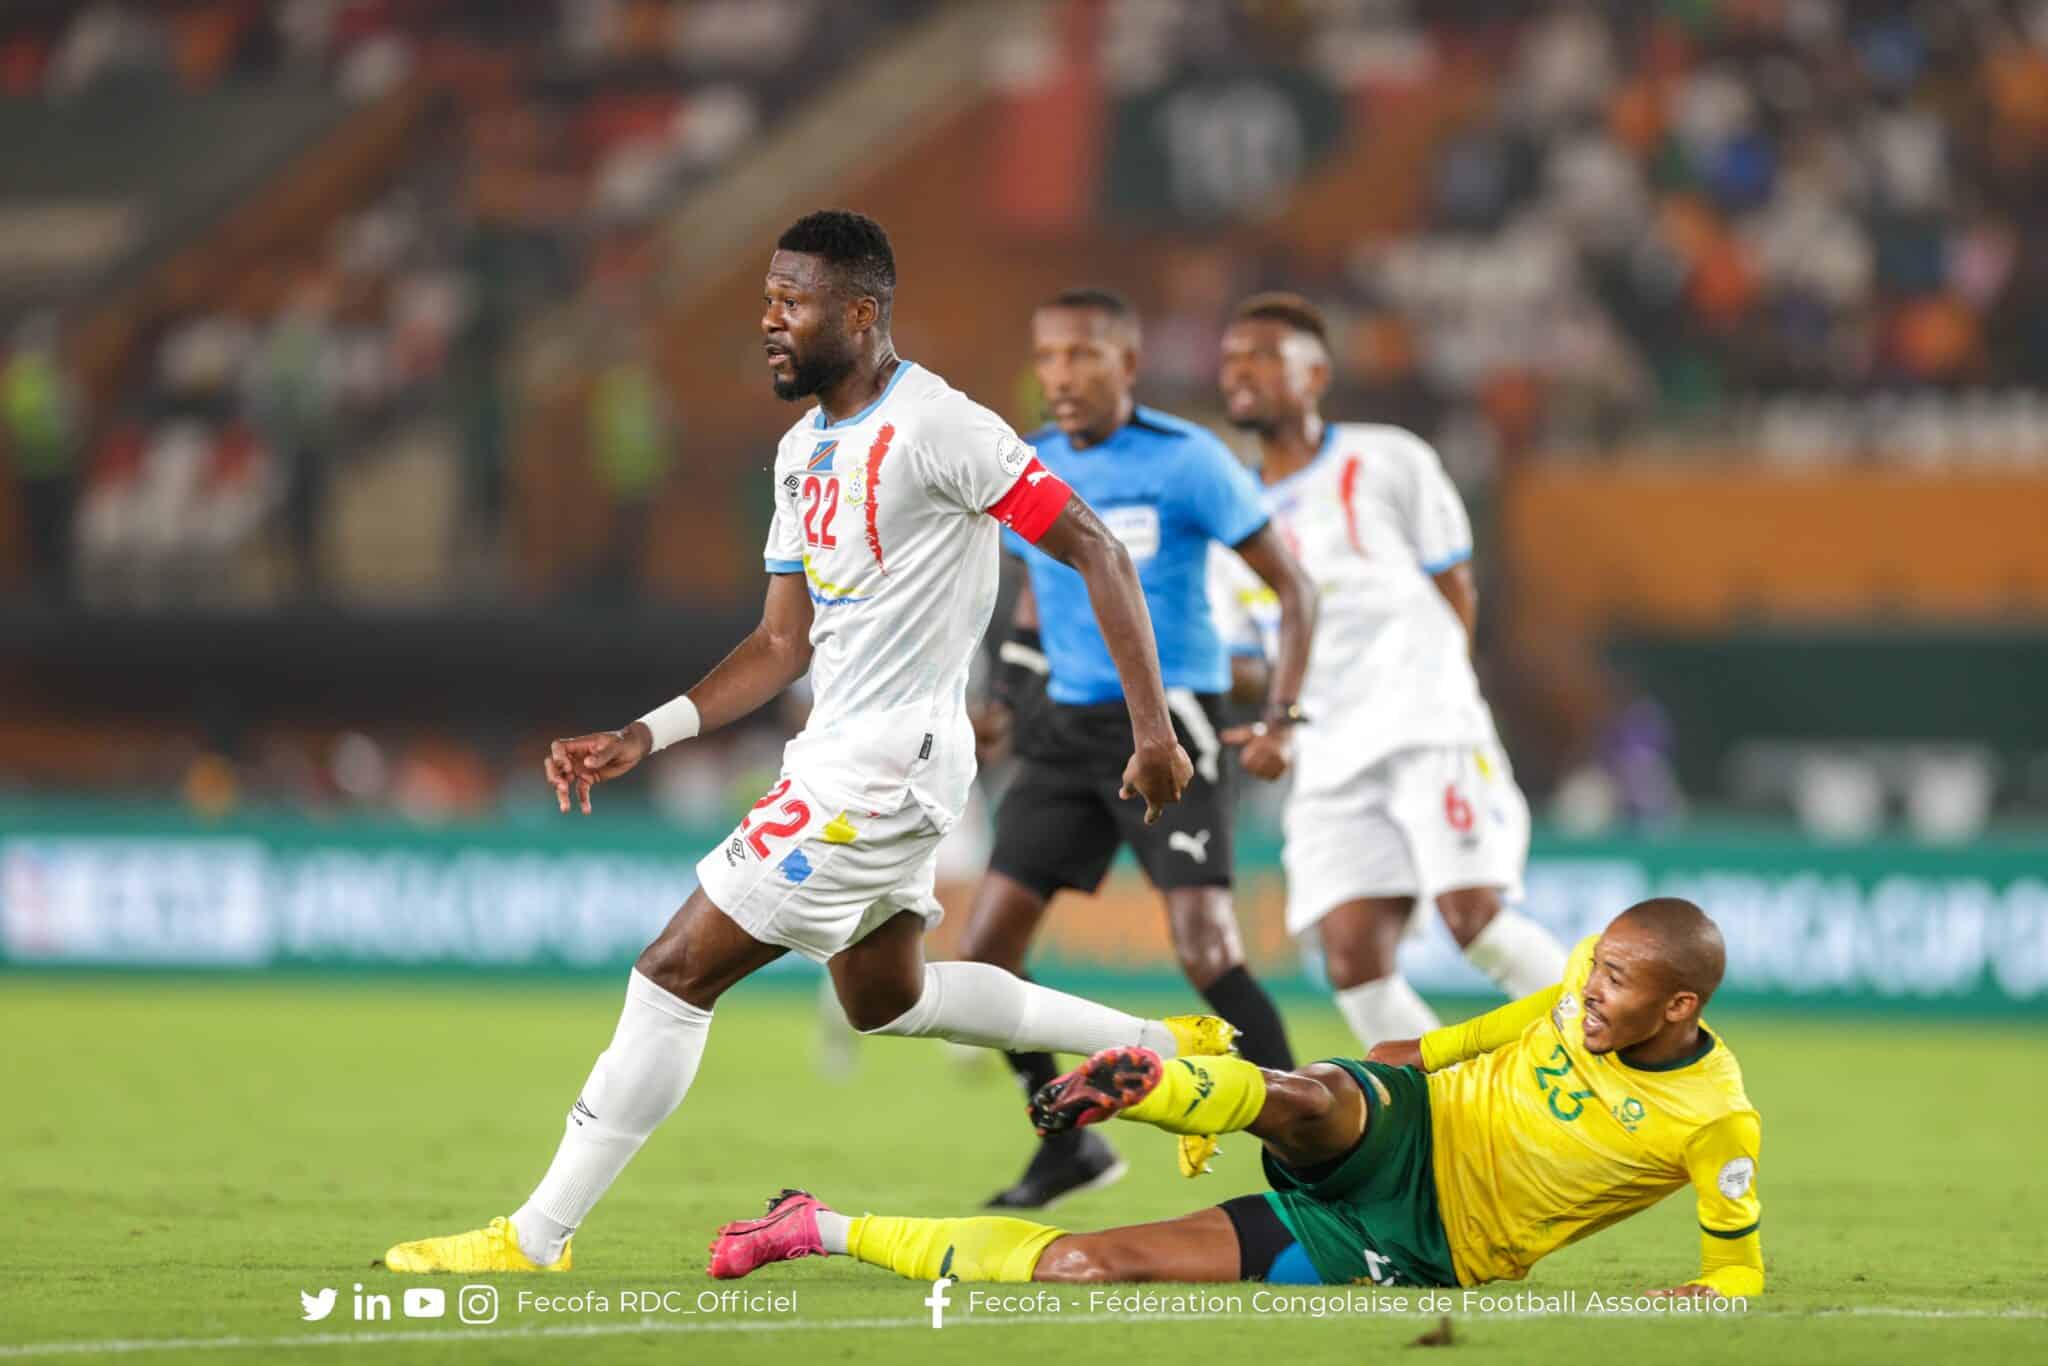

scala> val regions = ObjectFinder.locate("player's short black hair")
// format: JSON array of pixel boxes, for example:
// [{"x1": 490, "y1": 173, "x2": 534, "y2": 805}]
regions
[
  {"x1": 1617, "y1": 897, "x2": 1727, "y2": 1005},
  {"x1": 1043, "y1": 286, "x2": 1133, "y2": 321},
  {"x1": 776, "y1": 210, "x2": 896, "y2": 313},
  {"x1": 1039, "y1": 287, "x2": 1140, "y2": 343},
  {"x1": 1234, "y1": 291, "x2": 1329, "y2": 345}
]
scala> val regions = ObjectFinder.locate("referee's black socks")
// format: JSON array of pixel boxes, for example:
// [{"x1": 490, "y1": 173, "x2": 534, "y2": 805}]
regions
[
  {"x1": 1005, "y1": 1048, "x2": 1063, "y2": 1098},
  {"x1": 1199, "y1": 965, "x2": 1296, "y2": 1071}
]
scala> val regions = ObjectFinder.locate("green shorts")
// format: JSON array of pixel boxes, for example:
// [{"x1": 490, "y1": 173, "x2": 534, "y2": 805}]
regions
[{"x1": 1260, "y1": 1058, "x2": 1459, "y2": 1288}]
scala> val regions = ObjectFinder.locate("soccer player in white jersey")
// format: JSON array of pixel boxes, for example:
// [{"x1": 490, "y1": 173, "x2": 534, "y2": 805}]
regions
[
  {"x1": 1209, "y1": 292, "x2": 1566, "y2": 1050},
  {"x1": 380, "y1": 211, "x2": 1235, "y2": 1274}
]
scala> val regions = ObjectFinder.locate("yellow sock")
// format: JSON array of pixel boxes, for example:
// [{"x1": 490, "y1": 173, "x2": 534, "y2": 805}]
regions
[
  {"x1": 1123, "y1": 1054, "x2": 1267, "y2": 1136},
  {"x1": 845, "y1": 1214, "x2": 1063, "y2": 1283}
]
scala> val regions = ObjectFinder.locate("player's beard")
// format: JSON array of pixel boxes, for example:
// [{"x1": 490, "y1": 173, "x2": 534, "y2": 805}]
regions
[
  {"x1": 772, "y1": 335, "x2": 857, "y2": 401},
  {"x1": 1225, "y1": 410, "x2": 1280, "y2": 437}
]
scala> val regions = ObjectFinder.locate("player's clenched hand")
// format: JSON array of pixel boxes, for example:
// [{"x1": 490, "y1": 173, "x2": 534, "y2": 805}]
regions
[
  {"x1": 544, "y1": 725, "x2": 650, "y2": 814},
  {"x1": 1220, "y1": 722, "x2": 1292, "y2": 781},
  {"x1": 1366, "y1": 1039, "x2": 1423, "y2": 1069},
  {"x1": 1119, "y1": 739, "x2": 1194, "y2": 825}
]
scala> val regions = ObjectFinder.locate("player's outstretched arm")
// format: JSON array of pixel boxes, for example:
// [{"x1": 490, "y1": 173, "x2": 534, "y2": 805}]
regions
[
  {"x1": 1375, "y1": 984, "x2": 1563, "y2": 1072},
  {"x1": 661, "y1": 570, "x2": 816, "y2": 736},
  {"x1": 543, "y1": 572, "x2": 814, "y2": 814},
  {"x1": 1654, "y1": 1111, "x2": 1764, "y2": 1298},
  {"x1": 1218, "y1": 523, "x2": 1315, "y2": 780},
  {"x1": 1032, "y1": 497, "x2": 1192, "y2": 824}
]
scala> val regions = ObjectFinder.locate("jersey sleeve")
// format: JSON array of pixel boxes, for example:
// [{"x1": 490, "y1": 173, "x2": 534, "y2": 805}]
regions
[
  {"x1": 1419, "y1": 984, "x2": 1562, "y2": 1071},
  {"x1": 920, "y1": 396, "x2": 1072, "y2": 544},
  {"x1": 763, "y1": 465, "x2": 805, "y2": 574},
  {"x1": 1186, "y1": 437, "x2": 1271, "y2": 549},
  {"x1": 1394, "y1": 432, "x2": 1473, "y2": 574},
  {"x1": 1421, "y1": 932, "x2": 1589, "y2": 1068},
  {"x1": 1683, "y1": 1110, "x2": 1765, "y2": 1296},
  {"x1": 1208, "y1": 545, "x2": 1268, "y2": 659}
]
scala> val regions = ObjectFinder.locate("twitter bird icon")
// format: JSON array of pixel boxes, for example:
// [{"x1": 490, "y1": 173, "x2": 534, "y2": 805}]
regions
[{"x1": 300, "y1": 1288, "x2": 337, "y2": 1322}]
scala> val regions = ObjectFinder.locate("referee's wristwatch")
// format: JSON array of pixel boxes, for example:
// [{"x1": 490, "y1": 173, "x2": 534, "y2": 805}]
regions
[{"x1": 1261, "y1": 700, "x2": 1309, "y2": 730}]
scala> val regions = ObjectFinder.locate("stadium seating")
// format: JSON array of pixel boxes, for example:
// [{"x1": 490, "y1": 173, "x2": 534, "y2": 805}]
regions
[{"x1": 1, "y1": 0, "x2": 936, "y2": 605}]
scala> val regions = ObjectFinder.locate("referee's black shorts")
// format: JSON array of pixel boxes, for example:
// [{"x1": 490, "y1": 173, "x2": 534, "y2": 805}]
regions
[{"x1": 989, "y1": 690, "x2": 1236, "y2": 898}]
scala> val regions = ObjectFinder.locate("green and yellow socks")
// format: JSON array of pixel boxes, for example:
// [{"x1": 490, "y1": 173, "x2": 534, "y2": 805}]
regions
[
  {"x1": 1123, "y1": 1053, "x2": 1268, "y2": 1136},
  {"x1": 829, "y1": 1057, "x2": 1266, "y2": 1287},
  {"x1": 845, "y1": 1214, "x2": 1063, "y2": 1283}
]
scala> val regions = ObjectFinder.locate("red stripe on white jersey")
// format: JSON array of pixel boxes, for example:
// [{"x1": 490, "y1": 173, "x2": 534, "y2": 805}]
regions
[
  {"x1": 1338, "y1": 453, "x2": 1366, "y2": 555},
  {"x1": 863, "y1": 423, "x2": 895, "y2": 570}
]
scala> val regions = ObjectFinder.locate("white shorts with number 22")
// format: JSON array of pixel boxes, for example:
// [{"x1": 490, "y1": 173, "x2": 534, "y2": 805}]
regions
[{"x1": 694, "y1": 772, "x2": 945, "y2": 963}]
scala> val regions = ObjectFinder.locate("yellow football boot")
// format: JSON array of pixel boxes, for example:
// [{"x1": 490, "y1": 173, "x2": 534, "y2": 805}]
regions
[
  {"x1": 1163, "y1": 1015, "x2": 1234, "y2": 1178},
  {"x1": 1160, "y1": 1016, "x2": 1233, "y2": 1178},
  {"x1": 1162, "y1": 1014, "x2": 1238, "y2": 1058},
  {"x1": 381, "y1": 1216, "x2": 571, "y2": 1273},
  {"x1": 1178, "y1": 1134, "x2": 1221, "y2": 1178}
]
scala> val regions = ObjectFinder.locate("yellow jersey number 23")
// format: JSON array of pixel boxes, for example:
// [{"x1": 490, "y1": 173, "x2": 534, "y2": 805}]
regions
[{"x1": 1532, "y1": 1043, "x2": 1595, "y2": 1122}]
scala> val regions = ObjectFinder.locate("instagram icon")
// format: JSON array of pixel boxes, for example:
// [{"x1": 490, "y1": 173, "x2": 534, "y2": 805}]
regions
[{"x1": 457, "y1": 1285, "x2": 498, "y2": 1325}]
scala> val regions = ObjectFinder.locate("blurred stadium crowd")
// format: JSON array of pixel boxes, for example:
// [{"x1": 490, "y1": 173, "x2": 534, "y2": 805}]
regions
[
  {"x1": 1130, "y1": 0, "x2": 2048, "y2": 469},
  {"x1": 3, "y1": 0, "x2": 2045, "y2": 836},
  {"x1": 2, "y1": 0, "x2": 932, "y2": 605}
]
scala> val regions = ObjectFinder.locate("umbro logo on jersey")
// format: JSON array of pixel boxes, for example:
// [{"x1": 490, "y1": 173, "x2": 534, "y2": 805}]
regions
[
  {"x1": 571, "y1": 1095, "x2": 598, "y2": 1126},
  {"x1": 808, "y1": 439, "x2": 839, "y2": 471},
  {"x1": 1168, "y1": 830, "x2": 1211, "y2": 863}
]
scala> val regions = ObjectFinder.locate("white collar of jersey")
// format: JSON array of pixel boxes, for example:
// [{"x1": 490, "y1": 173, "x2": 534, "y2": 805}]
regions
[
  {"x1": 1257, "y1": 419, "x2": 1342, "y2": 493},
  {"x1": 813, "y1": 359, "x2": 918, "y2": 432}
]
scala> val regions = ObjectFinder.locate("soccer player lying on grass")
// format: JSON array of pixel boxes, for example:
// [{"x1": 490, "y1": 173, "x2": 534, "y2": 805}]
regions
[{"x1": 709, "y1": 898, "x2": 1763, "y2": 1298}]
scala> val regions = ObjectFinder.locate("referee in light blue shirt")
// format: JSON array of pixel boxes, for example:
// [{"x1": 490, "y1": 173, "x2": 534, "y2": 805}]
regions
[{"x1": 963, "y1": 288, "x2": 1317, "y2": 1208}]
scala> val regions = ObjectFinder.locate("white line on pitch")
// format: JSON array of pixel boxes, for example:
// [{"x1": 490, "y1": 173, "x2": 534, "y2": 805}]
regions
[{"x1": 3, "y1": 1305, "x2": 2046, "y2": 1358}]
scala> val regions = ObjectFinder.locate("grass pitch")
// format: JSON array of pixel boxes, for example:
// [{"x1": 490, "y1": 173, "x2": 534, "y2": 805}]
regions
[{"x1": 4, "y1": 977, "x2": 2043, "y2": 1364}]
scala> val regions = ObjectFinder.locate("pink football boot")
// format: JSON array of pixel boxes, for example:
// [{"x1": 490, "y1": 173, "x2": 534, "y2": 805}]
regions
[{"x1": 708, "y1": 1188, "x2": 829, "y2": 1279}]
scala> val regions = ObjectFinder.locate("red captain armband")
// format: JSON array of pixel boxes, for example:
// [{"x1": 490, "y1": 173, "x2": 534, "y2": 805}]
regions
[{"x1": 986, "y1": 458, "x2": 1072, "y2": 544}]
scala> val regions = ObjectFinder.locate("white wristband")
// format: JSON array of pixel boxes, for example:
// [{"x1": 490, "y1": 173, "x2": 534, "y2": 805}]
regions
[{"x1": 636, "y1": 695, "x2": 701, "y2": 753}]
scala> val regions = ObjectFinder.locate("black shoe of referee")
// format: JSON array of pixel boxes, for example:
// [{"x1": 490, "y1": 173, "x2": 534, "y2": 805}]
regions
[{"x1": 984, "y1": 1129, "x2": 1126, "y2": 1210}]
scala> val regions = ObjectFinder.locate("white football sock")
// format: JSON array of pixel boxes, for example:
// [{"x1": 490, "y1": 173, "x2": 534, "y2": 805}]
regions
[
  {"x1": 859, "y1": 961, "x2": 1179, "y2": 1058},
  {"x1": 815, "y1": 1207, "x2": 852, "y2": 1255},
  {"x1": 1333, "y1": 974, "x2": 1440, "y2": 1051},
  {"x1": 510, "y1": 970, "x2": 712, "y2": 1265},
  {"x1": 1461, "y1": 908, "x2": 1568, "y2": 999}
]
